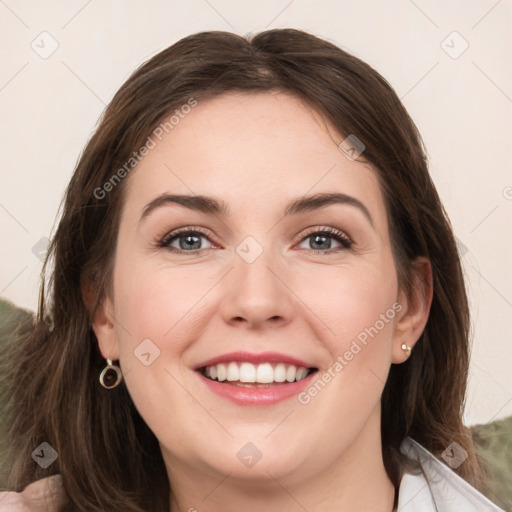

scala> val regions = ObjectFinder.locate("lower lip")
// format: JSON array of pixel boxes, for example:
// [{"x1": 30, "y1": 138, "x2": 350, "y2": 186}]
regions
[{"x1": 196, "y1": 370, "x2": 317, "y2": 406}]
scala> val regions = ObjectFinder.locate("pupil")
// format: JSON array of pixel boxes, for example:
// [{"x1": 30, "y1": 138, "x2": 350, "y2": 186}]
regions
[
  {"x1": 312, "y1": 234, "x2": 330, "y2": 250},
  {"x1": 181, "y1": 235, "x2": 200, "y2": 250}
]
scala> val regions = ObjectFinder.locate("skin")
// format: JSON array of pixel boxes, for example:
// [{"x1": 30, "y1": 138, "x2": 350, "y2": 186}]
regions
[{"x1": 93, "y1": 91, "x2": 432, "y2": 512}]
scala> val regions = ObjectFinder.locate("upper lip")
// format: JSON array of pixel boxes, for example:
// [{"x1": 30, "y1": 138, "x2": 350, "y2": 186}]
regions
[{"x1": 193, "y1": 351, "x2": 316, "y2": 371}]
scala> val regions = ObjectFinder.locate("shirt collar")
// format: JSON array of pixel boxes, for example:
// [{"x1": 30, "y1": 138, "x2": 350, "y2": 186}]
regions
[{"x1": 397, "y1": 436, "x2": 505, "y2": 511}]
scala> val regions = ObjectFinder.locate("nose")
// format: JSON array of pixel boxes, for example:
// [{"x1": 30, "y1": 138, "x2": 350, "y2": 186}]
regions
[{"x1": 219, "y1": 248, "x2": 295, "y2": 330}]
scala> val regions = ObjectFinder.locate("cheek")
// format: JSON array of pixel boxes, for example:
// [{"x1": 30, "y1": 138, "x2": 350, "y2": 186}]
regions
[
  {"x1": 288, "y1": 264, "x2": 399, "y2": 444},
  {"x1": 293, "y1": 258, "x2": 398, "y2": 360},
  {"x1": 112, "y1": 257, "x2": 211, "y2": 347}
]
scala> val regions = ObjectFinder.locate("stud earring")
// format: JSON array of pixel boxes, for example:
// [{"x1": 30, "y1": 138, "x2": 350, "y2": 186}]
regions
[
  {"x1": 401, "y1": 344, "x2": 412, "y2": 357},
  {"x1": 99, "y1": 358, "x2": 122, "y2": 389}
]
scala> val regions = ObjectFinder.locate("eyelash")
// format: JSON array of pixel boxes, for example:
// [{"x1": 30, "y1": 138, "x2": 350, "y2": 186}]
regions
[{"x1": 158, "y1": 226, "x2": 353, "y2": 255}]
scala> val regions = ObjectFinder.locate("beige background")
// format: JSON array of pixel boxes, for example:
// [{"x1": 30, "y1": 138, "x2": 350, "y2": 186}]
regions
[{"x1": 0, "y1": 0, "x2": 511, "y2": 425}]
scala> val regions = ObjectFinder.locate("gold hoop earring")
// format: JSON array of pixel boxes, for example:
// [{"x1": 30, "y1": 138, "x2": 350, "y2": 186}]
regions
[
  {"x1": 99, "y1": 358, "x2": 122, "y2": 389},
  {"x1": 401, "y1": 344, "x2": 412, "y2": 357}
]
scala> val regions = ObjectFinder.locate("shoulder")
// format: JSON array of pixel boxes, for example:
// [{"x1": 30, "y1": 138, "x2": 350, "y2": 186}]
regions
[
  {"x1": 0, "y1": 475, "x2": 67, "y2": 511},
  {"x1": 397, "y1": 437, "x2": 506, "y2": 512}
]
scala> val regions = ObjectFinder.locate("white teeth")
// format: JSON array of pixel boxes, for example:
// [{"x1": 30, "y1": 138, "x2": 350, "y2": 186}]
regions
[
  {"x1": 256, "y1": 363, "x2": 274, "y2": 383},
  {"x1": 296, "y1": 367, "x2": 308, "y2": 381},
  {"x1": 274, "y1": 363, "x2": 287, "y2": 382},
  {"x1": 239, "y1": 362, "x2": 256, "y2": 382},
  {"x1": 286, "y1": 365, "x2": 296, "y2": 382},
  {"x1": 217, "y1": 364, "x2": 227, "y2": 381},
  {"x1": 226, "y1": 362, "x2": 239, "y2": 381},
  {"x1": 203, "y1": 362, "x2": 312, "y2": 384}
]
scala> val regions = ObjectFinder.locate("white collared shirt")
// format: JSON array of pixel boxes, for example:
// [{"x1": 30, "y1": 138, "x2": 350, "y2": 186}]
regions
[{"x1": 398, "y1": 437, "x2": 506, "y2": 511}]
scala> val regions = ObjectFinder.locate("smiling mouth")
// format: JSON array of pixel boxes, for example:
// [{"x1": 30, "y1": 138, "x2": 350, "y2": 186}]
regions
[{"x1": 199, "y1": 362, "x2": 318, "y2": 387}]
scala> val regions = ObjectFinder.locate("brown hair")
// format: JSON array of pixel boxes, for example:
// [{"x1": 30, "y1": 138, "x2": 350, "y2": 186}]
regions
[{"x1": 1, "y1": 28, "x2": 487, "y2": 510}]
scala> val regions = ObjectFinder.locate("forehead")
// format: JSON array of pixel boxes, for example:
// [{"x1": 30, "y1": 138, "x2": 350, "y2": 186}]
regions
[{"x1": 123, "y1": 91, "x2": 385, "y2": 223}]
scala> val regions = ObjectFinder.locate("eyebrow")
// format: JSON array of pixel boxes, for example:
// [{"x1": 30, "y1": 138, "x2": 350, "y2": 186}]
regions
[{"x1": 140, "y1": 192, "x2": 373, "y2": 226}]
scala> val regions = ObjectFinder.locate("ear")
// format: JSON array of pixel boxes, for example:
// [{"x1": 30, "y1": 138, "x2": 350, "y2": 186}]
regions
[
  {"x1": 392, "y1": 257, "x2": 433, "y2": 364},
  {"x1": 91, "y1": 295, "x2": 120, "y2": 362}
]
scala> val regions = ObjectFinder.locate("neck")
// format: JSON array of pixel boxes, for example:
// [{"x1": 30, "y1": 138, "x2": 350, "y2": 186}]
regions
[{"x1": 165, "y1": 406, "x2": 396, "y2": 512}]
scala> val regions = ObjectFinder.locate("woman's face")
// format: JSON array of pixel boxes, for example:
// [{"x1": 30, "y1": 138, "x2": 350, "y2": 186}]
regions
[{"x1": 94, "y1": 91, "x2": 418, "y2": 487}]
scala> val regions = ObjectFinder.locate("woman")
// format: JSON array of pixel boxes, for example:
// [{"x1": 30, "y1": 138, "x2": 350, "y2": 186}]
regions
[{"x1": 0, "y1": 29, "x2": 505, "y2": 511}]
